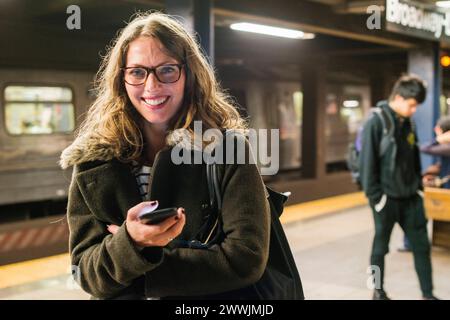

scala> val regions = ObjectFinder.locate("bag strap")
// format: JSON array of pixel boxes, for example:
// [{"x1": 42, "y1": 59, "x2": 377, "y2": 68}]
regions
[
  {"x1": 204, "y1": 130, "x2": 245, "y2": 245},
  {"x1": 206, "y1": 129, "x2": 241, "y2": 212},
  {"x1": 206, "y1": 162, "x2": 216, "y2": 209},
  {"x1": 372, "y1": 107, "x2": 394, "y2": 136},
  {"x1": 372, "y1": 107, "x2": 396, "y2": 165},
  {"x1": 204, "y1": 162, "x2": 221, "y2": 244}
]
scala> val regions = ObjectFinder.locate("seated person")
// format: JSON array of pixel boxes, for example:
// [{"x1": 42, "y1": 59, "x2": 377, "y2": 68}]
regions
[
  {"x1": 421, "y1": 116, "x2": 450, "y2": 188},
  {"x1": 399, "y1": 116, "x2": 450, "y2": 253}
]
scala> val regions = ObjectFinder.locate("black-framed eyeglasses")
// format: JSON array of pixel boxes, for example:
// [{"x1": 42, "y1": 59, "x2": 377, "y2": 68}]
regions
[{"x1": 122, "y1": 64, "x2": 184, "y2": 85}]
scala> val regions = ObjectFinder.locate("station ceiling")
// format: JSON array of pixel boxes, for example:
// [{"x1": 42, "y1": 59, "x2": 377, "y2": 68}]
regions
[
  {"x1": 0, "y1": 0, "x2": 435, "y2": 75},
  {"x1": 0, "y1": 0, "x2": 432, "y2": 46}
]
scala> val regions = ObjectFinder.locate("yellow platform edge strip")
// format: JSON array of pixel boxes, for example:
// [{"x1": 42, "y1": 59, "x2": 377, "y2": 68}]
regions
[
  {"x1": 281, "y1": 191, "x2": 368, "y2": 224},
  {"x1": 0, "y1": 192, "x2": 367, "y2": 290},
  {"x1": 0, "y1": 253, "x2": 70, "y2": 289}
]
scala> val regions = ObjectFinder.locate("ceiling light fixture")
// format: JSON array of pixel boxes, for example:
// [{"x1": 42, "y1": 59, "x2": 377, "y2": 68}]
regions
[{"x1": 230, "y1": 22, "x2": 315, "y2": 39}]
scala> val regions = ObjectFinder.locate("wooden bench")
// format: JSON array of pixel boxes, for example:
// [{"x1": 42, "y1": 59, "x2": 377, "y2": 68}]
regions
[{"x1": 423, "y1": 187, "x2": 450, "y2": 249}]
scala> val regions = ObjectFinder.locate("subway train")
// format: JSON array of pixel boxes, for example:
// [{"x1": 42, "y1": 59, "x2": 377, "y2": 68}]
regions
[{"x1": 0, "y1": 69, "x2": 94, "y2": 212}]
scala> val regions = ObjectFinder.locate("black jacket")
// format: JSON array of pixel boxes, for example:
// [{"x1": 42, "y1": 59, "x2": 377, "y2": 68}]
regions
[{"x1": 359, "y1": 102, "x2": 422, "y2": 205}]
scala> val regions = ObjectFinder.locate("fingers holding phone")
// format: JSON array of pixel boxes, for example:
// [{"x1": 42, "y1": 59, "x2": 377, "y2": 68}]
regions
[
  {"x1": 150, "y1": 207, "x2": 186, "y2": 245},
  {"x1": 125, "y1": 202, "x2": 186, "y2": 247}
]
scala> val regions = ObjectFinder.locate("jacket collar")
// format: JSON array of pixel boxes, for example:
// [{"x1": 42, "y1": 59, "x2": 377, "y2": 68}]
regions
[{"x1": 59, "y1": 128, "x2": 225, "y2": 169}]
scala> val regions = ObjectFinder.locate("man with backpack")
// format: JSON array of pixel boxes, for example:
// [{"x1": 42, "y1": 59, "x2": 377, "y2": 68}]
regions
[{"x1": 359, "y1": 75, "x2": 438, "y2": 300}]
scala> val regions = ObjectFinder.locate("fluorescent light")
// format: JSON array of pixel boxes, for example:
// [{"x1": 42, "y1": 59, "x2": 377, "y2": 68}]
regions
[
  {"x1": 230, "y1": 22, "x2": 315, "y2": 39},
  {"x1": 437, "y1": 1, "x2": 450, "y2": 8},
  {"x1": 343, "y1": 100, "x2": 360, "y2": 108}
]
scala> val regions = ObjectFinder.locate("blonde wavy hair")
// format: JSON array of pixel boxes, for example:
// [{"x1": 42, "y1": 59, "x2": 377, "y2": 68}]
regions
[{"x1": 75, "y1": 11, "x2": 247, "y2": 162}]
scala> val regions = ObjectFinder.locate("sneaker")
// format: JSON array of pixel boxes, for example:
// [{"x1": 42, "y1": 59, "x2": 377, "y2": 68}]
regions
[
  {"x1": 373, "y1": 289, "x2": 391, "y2": 300},
  {"x1": 422, "y1": 294, "x2": 439, "y2": 300}
]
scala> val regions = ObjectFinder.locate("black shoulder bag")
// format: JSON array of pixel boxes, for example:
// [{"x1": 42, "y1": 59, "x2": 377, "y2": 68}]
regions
[{"x1": 194, "y1": 162, "x2": 305, "y2": 300}]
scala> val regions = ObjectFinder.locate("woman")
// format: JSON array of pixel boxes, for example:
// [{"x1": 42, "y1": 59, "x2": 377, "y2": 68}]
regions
[{"x1": 60, "y1": 12, "x2": 270, "y2": 299}]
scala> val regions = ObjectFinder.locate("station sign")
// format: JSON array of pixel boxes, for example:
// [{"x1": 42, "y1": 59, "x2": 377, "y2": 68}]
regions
[{"x1": 385, "y1": 0, "x2": 450, "y2": 43}]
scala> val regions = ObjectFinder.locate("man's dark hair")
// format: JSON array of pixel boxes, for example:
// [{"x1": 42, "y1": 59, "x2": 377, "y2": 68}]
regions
[
  {"x1": 437, "y1": 115, "x2": 450, "y2": 133},
  {"x1": 389, "y1": 74, "x2": 427, "y2": 104}
]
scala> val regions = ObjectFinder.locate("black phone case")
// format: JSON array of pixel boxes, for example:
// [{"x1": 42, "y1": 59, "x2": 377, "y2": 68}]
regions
[{"x1": 139, "y1": 207, "x2": 178, "y2": 225}]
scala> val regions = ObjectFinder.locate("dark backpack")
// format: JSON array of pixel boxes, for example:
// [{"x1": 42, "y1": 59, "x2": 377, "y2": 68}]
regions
[{"x1": 346, "y1": 105, "x2": 396, "y2": 186}]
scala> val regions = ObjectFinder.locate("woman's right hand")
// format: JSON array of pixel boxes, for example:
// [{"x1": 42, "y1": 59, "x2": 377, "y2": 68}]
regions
[{"x1": 122, "y1": 201, "x2": 186, "y2": 247}]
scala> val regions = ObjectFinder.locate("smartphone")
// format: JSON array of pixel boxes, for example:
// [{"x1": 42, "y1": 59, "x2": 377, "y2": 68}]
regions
[{"x1": 138, "y1": 207, "x2": 178, "y2": 225}]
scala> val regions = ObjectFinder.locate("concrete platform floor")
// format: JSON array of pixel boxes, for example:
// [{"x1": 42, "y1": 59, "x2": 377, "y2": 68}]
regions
[
  {"x1": 1, "y1": 205, "x2": 449, "y2": 300},
  {"x1": 285, "y1": 206, "x2": 450, "y2": 300}
]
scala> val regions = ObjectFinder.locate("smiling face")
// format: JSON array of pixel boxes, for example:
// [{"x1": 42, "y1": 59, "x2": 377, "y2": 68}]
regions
[{"x1": 124, "y1": 36, "x2": 185, "y2": 131}]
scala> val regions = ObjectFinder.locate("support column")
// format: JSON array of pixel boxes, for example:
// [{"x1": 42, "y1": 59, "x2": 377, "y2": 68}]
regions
[
  {"x1": 370, "y1": 68, "x2": 388, "y2": 107},
  {"x1": 408, "y1": 43, "x2": 441, "y2": 171},
  {"x1": 165, "y1": 0, "x2": 214, "y2": 65},
  {"x1": 301, "y1": 60, "x2": 327, "y2": 179}
]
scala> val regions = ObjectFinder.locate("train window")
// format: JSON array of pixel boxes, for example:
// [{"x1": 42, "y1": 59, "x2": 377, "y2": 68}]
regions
[
  {"x1": 325, "y1": 93, "x2": 350, "y2": 167},
  {"x1": 325, "y1": 84, "x2": 368, "y2": 172},
  {"x1": 279, "y1": 90, "x2": 302, "y2": 170},
  {"x1": 341, "y1": 97, "x2": 363, "y2": 135},
  {"x1": 260, "y1": 83, "x2": 302, "y2": 171},
  {"x1": 4, "y1": 86, "x2": 75, "y2": 135}
]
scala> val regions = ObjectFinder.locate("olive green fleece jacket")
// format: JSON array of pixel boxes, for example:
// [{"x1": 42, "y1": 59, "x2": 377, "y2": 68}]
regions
[{"x1": 60, "y1": 130, "x2": 270, "y2": 299}]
